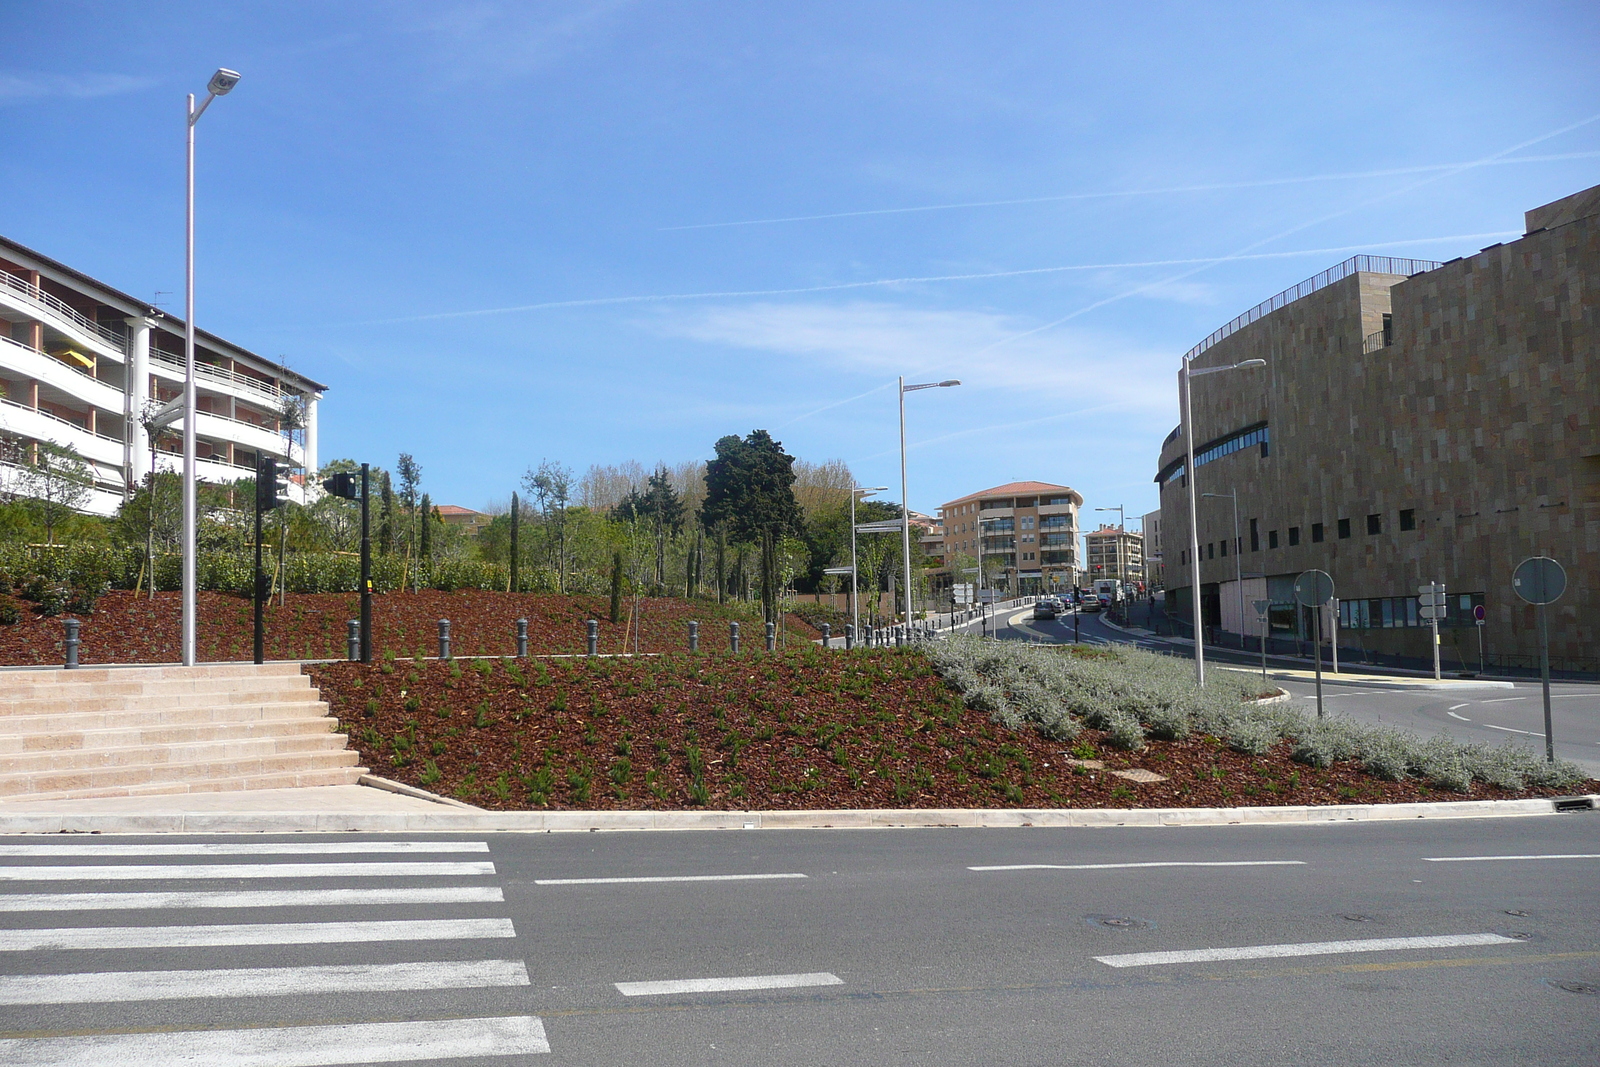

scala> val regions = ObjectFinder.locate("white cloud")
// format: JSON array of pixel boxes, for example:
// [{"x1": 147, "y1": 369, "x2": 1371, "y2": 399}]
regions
[
  {"x1": 656, "y1": 300, "x2": 1178, "y2": 414},
  {"x1": 0, "y1": 73, "x2": 157, "y2": 102}
]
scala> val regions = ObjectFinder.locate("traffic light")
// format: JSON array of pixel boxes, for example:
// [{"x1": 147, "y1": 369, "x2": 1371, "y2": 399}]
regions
[
  {"x1": 322, "y1": 471, "x2": 359, "y2": 500},
  {"x1": 256, "y1": 456, "x2": 290, "y2": 511}
]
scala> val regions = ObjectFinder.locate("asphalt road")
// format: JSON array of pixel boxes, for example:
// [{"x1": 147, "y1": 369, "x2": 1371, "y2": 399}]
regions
[
  {"x1": 979, "y1": 604, "x2": 1600, "y2": 776},
  {"x1": 1, "y1": 823, "x2": 1597, "y2": 1065}
]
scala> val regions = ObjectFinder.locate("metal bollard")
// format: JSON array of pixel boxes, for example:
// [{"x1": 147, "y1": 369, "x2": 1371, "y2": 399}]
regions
[
  {"x1": 586, "y1": 619, "x2": 598, "y2": 657},
  {"x1": 821, "y1": 623, "x2": 831, "y2": 648},
  {"x1": 765, "y1": 621, "x2": 775, "y2": 652},
  {"x1": 845, "y1": 624, "x2": 854, "y2": 649},
  {"x1": 63, "y1": 618, "x2": 80, "y2": 669},
  {"x1": 729, "y1": 621, "x2": 740, "y2": 654},
  {"x1": 347, "y1": 620, "x2": 360, "y2": 661},
  {"x1": 896, "y1": 627, "x2": 903, "y2": 648},
  {"x1": 516, "y1": 618, "x2": 528, "y2": 658},
  {"x1": 688, "y1": 620, "x2": 699, "y2": 652},
  {"x1": 438, "y1": 619, "x2": 451, "y2": 660}
]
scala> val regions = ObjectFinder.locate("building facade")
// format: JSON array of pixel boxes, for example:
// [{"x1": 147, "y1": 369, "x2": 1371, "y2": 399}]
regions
[
  {"x1": 0, "y1": 235, "x2": 323, "y2": 515},
  {"x1": 1156, "y1": 184, "x2": 1598, "y2": 671},
  {"x1": 938, "y1": 481, "x2": 1083, "y2": 594},
  {"x1": 1084, "y1": 524, "x2": 1145, "y2": 590},
  {"x1": 1141, "y1": 508, "x2": 1164, "y2": 590}
]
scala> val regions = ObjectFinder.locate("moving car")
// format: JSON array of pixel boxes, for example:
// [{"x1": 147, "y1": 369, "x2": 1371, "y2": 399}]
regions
[
  {"x1": 1080, "y1": 594, "x2": 1102, "y2": 613},
  {"x1": 1032, "y1": 600, "x2": 1058, "y2": 620}
]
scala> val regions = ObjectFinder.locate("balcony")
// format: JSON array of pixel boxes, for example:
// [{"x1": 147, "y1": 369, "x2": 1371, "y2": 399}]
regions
[
  {"x1": 149, "y1": 350, "x2": 291, "y2": 407},
  {"x1": 0, "y1": 397, "x2": 124, "y2": 467},
  {"x1": 0, "y1": 335, "x2": 123, "y2": 416},
  {"x1": 0, "y1": 265, "x2": 127, "y2": 361}
]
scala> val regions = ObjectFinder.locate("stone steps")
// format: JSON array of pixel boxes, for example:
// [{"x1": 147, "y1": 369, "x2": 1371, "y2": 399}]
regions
[{"x1": 0, "y1": 664, "x2": 365, "y2": 802}]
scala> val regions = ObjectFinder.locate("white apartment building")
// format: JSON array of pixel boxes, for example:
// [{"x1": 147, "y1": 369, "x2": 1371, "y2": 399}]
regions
[
  {"x1": 938, "y1": 481, "x2": 1083, "y2": 595},
  {"x1": 0, "y1": 235, "x2": 323, "y2": 515},
  {"x1": 1084, "y1": 524, "x2": 1145, "y2": 589}
]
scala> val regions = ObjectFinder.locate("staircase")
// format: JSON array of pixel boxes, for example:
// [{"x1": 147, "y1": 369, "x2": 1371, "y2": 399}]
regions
[{"x1": 0, "y1": 663, "x2": 366, "y2": 802}]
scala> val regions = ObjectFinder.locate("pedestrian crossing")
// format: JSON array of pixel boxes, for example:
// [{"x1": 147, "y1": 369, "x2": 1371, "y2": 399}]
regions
[{"x1": 0, "y1": 838, "x2": 550, "y2": 1064}]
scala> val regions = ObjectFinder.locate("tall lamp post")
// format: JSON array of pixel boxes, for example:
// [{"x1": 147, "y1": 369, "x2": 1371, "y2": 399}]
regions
[
  {"x1": 181, "y1": 67, "x2": 241, "y2": 667},
  {"x1": 849, "y1": 485, "x2": 888, "y2": 640},
  {"x1": 1203, "y1": 489, "x2": 1243, "y2": 652},
  {"x1": 899, "y1": 377, "x2": 960, "y2": 625},
  {"x1": 1093, "y1": 504, "x2": 1126, "y2": 609},
  {"x1": 1180, "y1": 355, "x2": 1265, "y2": 686}
]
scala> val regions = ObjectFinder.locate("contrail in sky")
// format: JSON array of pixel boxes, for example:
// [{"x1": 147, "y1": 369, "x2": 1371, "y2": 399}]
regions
[
  {"x1": 658, "y1": 151, "x2": 1600, "y2": 231},
  {"x1": 353, "y1": 232, "x2": 1517, "y2": 325}
]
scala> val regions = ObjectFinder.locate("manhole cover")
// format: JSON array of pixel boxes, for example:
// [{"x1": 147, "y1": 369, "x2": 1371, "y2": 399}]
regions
[
  {"x1": 1549, "y1": 981, "x2": 1599, "y2": 996},
  {"x1": 1504, "y1": 910, "x2": 1529, "y2": 917},
  {"x1": 1341, "y1": 914, "x2": 1373, "y2": 922},
  {"x1": 1084, "y1": 913, "x2": 1150, "y2": 930}
]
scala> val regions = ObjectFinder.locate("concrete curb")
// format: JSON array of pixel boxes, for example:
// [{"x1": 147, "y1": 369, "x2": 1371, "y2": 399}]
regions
[
  {"x1": 1, "y1": 795, "x2": 1591, "y2": 835},
  {"x1": 358, "y1": 774, "x2": 480, "y2": 809}
]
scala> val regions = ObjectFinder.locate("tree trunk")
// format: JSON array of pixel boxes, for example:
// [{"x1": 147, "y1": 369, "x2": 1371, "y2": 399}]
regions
[{"x1": 715, "y1": 526, "x2": 727, "y2": 605}]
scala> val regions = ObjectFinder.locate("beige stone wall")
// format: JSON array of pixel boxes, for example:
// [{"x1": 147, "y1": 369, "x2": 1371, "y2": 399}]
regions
[{"x1": 1158, "y1": 208, "x2": 1597, "y2": 667}]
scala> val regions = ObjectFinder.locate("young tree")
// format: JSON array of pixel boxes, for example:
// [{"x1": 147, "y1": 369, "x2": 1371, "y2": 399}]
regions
[
  {"x1": 700, "y1": 430, "x2": 802, "y2": 625},
  {"x1": 525, "y1": 460, "x2": 573, "y2": 593},
  {"x1": 395, "y1": 453, "x2": 421, "y2": 589},
  {"x1": 418, "y1": 491, "x2": 433, "y2": 565},
  {"x1": 16, "y1": 441, "x2": 93, "y2": 544}
]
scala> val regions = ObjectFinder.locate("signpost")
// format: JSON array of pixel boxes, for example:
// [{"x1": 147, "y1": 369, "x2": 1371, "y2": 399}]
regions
[
  {"x1": 1473, "y1": 603, "x2": 1486, "y2": 676},
  {"x1": 1252, "y1": 598, "x2": 1270, "y2": 682},
  {"x1": 1513, "y1": 556, "x2": 1567, "y2": 762},
  {"x1": 1417, "y1": 581, "x2": 1447, "y2": 680},
  {"x1": 1294, "y1": 570, "x2": 1334, "y2": 719}
]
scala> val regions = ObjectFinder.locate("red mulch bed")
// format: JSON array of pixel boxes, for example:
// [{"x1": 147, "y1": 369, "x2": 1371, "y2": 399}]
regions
[
  {"x1": 306, "y1": 649, "x2": 1597, "y2": 811},
  {"x1": 0, "y1": 590, "x2": 804, "y2": 666}
]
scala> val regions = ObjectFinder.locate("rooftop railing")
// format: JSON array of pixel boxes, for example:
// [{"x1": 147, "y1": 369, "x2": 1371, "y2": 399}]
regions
[
  {"x1": 0, "y1": 265, "x2": 128, "y2": 354},
  {"x1": 1184, "y1": 255, "x2": 1439, "y2": 362}
]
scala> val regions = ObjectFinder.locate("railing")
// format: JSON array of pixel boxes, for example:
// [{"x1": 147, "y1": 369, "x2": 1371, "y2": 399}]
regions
[
  {"x1": 0, "y1": 396, "x2": 122, "y2": 444},
  {"x1": 149, "y1": 351, "x2": 288, "y2": 404},
  {"x1": 0, "y1": 265, "x2": 127, "y2": 353},
  {"x1": 0, "y1": 335, "x2": 118, "y2": 395},
  {"x1": 1363, "y1": 329, "x2": 1389, "y2": 354},
  {"x1": 1183, "y1": 255, "x2": 1440, "y2": 362}
]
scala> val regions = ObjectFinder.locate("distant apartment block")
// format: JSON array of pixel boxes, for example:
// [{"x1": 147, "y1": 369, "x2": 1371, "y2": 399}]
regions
[
  {"x1": 1156, "y1": 183, "x2": 1599, "y2": 670},
  {"x1": 436, "y1": 505, "x2": 492, "y2": 536},
  {"x1": 938, "y1": 481, "x2": 1082, "y2": 594},
  {"x1": 0, "y1": 235, "x2": 323, "y2": 515},
  {"x1": 1141, "y1": 508, "x2": 1163, "y2": 590},
  {"x1": 1084, "y1": 524, "x2": 1144, "y2": 588}
]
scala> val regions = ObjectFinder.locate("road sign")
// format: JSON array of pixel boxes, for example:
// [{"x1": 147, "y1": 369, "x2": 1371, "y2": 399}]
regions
[
  {"x1": 1512, "y1": 557, "x2": 1566, "y2": 605},
  {"x1": 1293, "y1": 570, "x2": 1334, "y2": 607},
  {"x1": 1417, "y1": 581, "x2": 1447, "y2": 620},
  {"x1": 1251, "y1": 598, "x2": 1270, "y2": 618},
  {"x1": 952, "y1": 583, "x2": 974, "y2": 605},
  {"x1": 1473, "y1": 604, "x2": 1486, "y2": 626}
]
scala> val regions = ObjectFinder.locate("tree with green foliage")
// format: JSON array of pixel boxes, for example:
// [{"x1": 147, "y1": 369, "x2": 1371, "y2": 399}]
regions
[
  {"x1": 16, "y1": 441, "x2": 93, "y2": 544},
  {"x1": 699, "y1": 430, "x2": 802, "y2": 625},
  {"x1": 525, "y1": 460, "x2": 574, "y2": 593}
]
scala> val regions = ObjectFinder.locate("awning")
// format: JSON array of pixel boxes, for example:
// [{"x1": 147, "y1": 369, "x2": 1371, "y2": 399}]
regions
[{"x1": 49, "y1": 346, "x2": 94, "y2": 370}]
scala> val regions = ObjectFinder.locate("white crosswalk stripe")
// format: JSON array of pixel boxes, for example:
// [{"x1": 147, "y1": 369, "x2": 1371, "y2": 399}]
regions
[{"x1": 0, "y1": 839, "x2": 549, "y2": 1060}]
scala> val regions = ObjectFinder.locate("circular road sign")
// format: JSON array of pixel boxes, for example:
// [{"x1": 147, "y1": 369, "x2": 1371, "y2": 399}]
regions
[
  {"x1": 1473, "y1": 604, "x2": 1486, "y2": 624},
  {"x1": 1512, "y1": 556, "x2": 1566, "y2": 606},
  {"x1": 1294, "y1": 569, "x2": 1335, "y2": 607}
]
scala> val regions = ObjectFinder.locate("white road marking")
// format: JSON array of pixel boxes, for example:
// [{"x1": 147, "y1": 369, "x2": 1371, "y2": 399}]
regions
[
  {"x1": 0, "y1": 861, "x2": 494, "y2": 881},
  {"x1": 0, "y1": 886, "x2": 505, "y2": 912},
  {"x1": 0, "y1": 842, "x2": 489, "y2": 857},
  {"x1": 1480, "y1": 696, "x2": 1527, "y2": 703},
  {"x1": 0, "y1": 959, "x2": 531, "y2": 1005},
  {"x1": 1447, "y1": 703, "x2": 1470, "y2": 711},
  {"x1": 0, "y1": 918, "x2": 515, "y2": 952},
  {"x1": 1483, "y1": 724, "x2": 1541, "y2": 737},
  {"x1": 535, "y1": 873, "x2": 807, "y2": 885},
  {"x1": 1094, "y1": 933, "x2": 1520, "y2": 968},
  {"x1": 1424, "y1": 854, "x2": 1600, "y2": 863},
  {"x1": 0, "y1": 1015, "x2": 550, "y2": 1065},
  {"x1": 616, "y1": 972, "x2": 842, "y2": 997},
  {"x1": 970, "y1": 861, "x2": 1306, "y2": 871},
  {"x1": 1446, "y1": 711, "x2": 1472, "y2": 721}
]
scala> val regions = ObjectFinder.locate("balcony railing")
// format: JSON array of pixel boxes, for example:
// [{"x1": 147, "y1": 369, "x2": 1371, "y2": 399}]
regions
[
  {"x1": 0, "y1": 335, "x2": 120, "y2": 397},
  {"x1": 0, "y1": 396, "x2": 122, "y2": 445},
  {"x1": 1363, "y1": 329, "x2": 1390, "y2": 354},
  {"x1": 148, "y1": 350, "x2": 290, "y2": 405},
  {"x1": 0, "y1": 265, "x2": 127, "y2": 354}
]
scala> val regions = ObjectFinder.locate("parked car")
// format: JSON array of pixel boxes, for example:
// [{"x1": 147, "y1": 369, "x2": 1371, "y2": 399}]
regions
[
  {"x1": 1080, "y1": 594, "x2": 1102, "y2": 613},
  {"x1": 1032, "y1": 600, "x2": 1058, "y2": 620}
]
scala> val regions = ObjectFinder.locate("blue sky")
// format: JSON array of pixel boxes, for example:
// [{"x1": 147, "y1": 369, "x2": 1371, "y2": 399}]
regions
[{"x1": 4, "y1": 2, "x2": 1597, "y2": 525}]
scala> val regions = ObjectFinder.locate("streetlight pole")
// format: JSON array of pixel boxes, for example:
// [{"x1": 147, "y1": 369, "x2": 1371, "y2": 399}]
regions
[
  {"x1": 898, "y1": 377, "x2": 960, "y2": 626},
  {"x1": 850, "y1": 485, "x2": 887, "y2": 642},
  {"x1": 1180, "y1": 355, "x2": 1264, "y2": 686},
  {"x1": 1204, "y1": 490, "x2": 1242, "y2": 652},
  {"x1": 181, "y1": 68, "x2": 241, "y2": 668},
  {"x1": 1094, "y1": 504, "x2": 1125, "y2": 616}
]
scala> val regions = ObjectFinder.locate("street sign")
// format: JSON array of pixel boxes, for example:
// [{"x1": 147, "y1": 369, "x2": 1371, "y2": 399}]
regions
[
  {"x1": 1473, "y1": 604, "x2": 1486, "y2": 626},
  {"x1": 1418, "y1": 581, "x2": 1447, "y2": 620},
  {"x1": 1512, "y1": 557, "x2": 1566, "y2": 605},
  {"x1": 1251, "y1": 598, "x2": 1270, "y2": 618},
  {"x1": 952, "y1": 583, "x2": 974, "y2": 605},
  {"x1": 1293, "y1": 570, "x2": 1334, "y2": 607}
]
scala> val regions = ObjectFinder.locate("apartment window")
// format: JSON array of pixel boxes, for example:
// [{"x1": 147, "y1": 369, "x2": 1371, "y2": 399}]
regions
[
  {"x1": 1367, "y1": 513, "x2": 1382, "y2": 535},
  {"x1": 1207, "y1": 543, "x2": 1214, "y2": 560},
  {"x1": 1399, "y1": 508, "x2": 1416, "y2": 532},
  {"x1": 1312, "y1": 522, "x2": 1324, "y2": 543},
  {"x1": 1268, "y1": 530, "x2": 1279, "y2": 549},
  {"x1": 1249, "y1": 518, "x2": 1259, "y2": 552},
  {"x1": 1020, "y1": 516, "x2": 1036, "y2": 530},
  {"x1": 1338, "y1": 518, "x2": 1351, "y2": 539},
  {"x1": 1219, "y1": 539, "x2": 1227, "y2": 557},
  {"x1": 1288, "y1": 526, "x2": 1300, "y2": 546}
]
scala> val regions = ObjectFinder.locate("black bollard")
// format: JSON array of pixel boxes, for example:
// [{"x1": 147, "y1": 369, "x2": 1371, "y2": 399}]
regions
[
  {"x1": 516, "y1": 618, "x2": 528, "y2": 658},
  {"x1": 63, "y1": 618, "x2": 80, "y2": 669},
  {"x1": 730, "y1": 621, "x2": 740, "y2": 654},
  {"x1": 347, "y1": 620, "x2": 360, "y2": 661},
  {"x1": 845, "y1": 624, "x2": 854, "y2": 649},
  {"x1": 688, "y1": 620, "x2": 699, "y2": 652},
  {"x1": 586, "y1": 620, "x2": 598, "y2": 657},
  {"x1": 438, "y1": 619, "x2": 452, "y2": 660},
  {"x1": 821, "y1": 622, "x2": 831, "y2": 648}
]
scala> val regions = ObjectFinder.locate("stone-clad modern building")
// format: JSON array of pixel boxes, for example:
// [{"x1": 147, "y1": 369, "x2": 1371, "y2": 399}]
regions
[{"x1": 1156, "y1": 184, "x2": 1598, "y2": 672}]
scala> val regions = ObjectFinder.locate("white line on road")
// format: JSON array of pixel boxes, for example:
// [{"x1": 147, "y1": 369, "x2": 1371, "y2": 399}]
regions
[
  {"x1": 1424, "y1": 854, "x2": 1600, "y2": 862},
  {"x1": 0, "y1": 1015, "x2": 550, "y2": 1065},
  {"x1": 0, "y1": 886, "x2": 505, "y2": 912},
  {"x1": 535, "y1": 873, "x2": 807, "y2": 885},
  {"x1": 970, "y1": 861, "x2": 1306, "y2": 871},
  {"x1": 1447, "y1": 703, "x2": 1470, "y2": 711},
  {"x1": 616, "y1": 972, "x2": 842, "y2": 996},
  {"x1": 0, "y1": 861, "x2": 494, "y2": 881},
  {"x1": 0, "y1": 918, "x2": 515, "y2": 952},
  {"x1": 1480, "y1": 696, "x2": 1527, "y2": 703},
  {"x1": 0, "y1": 842, "x2": 489, "y2": 857},
  {"x1": 1483, "y1": 724, "x2": 1541, "y2": 736},
  {"x1": 1447, "y1": 711, "x2": 1472, "y2": 721},
  {"x1": 0, "y1": 959, "x2": 531, "y2": 1005},
  {"x1": 1094, "y1": 933, "x2": 1519, "y2": 968}
]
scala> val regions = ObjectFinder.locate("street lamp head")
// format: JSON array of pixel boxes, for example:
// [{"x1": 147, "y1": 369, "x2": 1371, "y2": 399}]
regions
[
  {"x1": 938, "y1": 379, "x2": 961, "y2": 387},
  {"x1": 1234, "y1": 359, "x2": 1266, "y2": 369},
  {"x1": 207, "y1": 69, "x2": 242, "y2": 96},
  {"x1": 856, "y1": 485, "x2": 889, "y2": 495}
]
